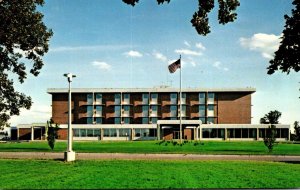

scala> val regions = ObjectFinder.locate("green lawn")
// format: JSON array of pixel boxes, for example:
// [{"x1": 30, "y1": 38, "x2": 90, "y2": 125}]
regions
[
  {"x1": 0, "y1": 159, "x2": 299, "y2": 189},
  {"x1": 0, "y1": 140, "x2": 299, "y2": 155}
]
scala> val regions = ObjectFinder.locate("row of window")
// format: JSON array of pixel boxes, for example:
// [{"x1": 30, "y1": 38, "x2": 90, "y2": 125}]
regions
[
  {"x1": 86, "y1": 92, "x2": 215, "y2": 105},
  {"x1": 86, "y1": 105, "x2": 215, "y2": 121},
  {"x1": 86, "y1": 117, "x2": 216, "y2": 124},
  {"x1": 73, "y1": 128, "x2": 156, "y2": 138},
  {"x1": 202, "y1": 128, "x2": 289, "y2": 139}
]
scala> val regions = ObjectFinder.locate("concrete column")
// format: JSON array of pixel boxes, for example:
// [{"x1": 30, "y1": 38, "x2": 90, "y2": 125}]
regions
[
  {"x1": 100, "y1": 128, "x2": 104, "y2": 140},
  {"x1": 131, "y1": 128, "x2": 135, "y2": 140},
  {"x1": 196, "y1": 126, "x2": 199, "y2": 140},
  {"x1": 224, "y1": 128, "x2": 227, "y2": 140},
  {"x1": 31, "y1": 127, "x2": 34, "y2": 141},
  {"x1": 199, "y1": 127, "x2": 202, "y2": 140},
  {"x1": 157, "y1": 125, "x2": 160, "y2": 140},
  {"x1": 17, "y1": 128, "x2": 19, "y2": 141},
  {"x1": 256, "y1": 128, "x2": 259, "y2": 140}
]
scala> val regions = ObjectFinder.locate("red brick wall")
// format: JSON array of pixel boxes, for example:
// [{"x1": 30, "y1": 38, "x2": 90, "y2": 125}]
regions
[
  {"x1": 217, "y1": 92, "x2": 252, "y2": 124},
  {"x1": 52, "y1": 94, "x2": 69, "y2": 124},
  {"x1": 57, "y1": 129, "x2": 68, "y2": 140},
  {"x1": 184, "y1": 128, "x2": 193, "y2": 140}
]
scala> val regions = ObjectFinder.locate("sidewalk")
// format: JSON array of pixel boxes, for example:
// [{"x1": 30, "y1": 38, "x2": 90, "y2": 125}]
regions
[{"x1": 0, "y1": 152, "x2": 300, "y2": 161}]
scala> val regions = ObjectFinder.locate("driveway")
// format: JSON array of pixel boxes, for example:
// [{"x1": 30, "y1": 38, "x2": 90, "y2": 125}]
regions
[{"x1": 0, "y1": 152, "x2": 300, "y2": 162}]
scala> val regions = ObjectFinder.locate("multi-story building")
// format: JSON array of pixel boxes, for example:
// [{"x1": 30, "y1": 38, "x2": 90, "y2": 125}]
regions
[{"x1": 13, "y1": 87, "x2": 290, "y2": 141}]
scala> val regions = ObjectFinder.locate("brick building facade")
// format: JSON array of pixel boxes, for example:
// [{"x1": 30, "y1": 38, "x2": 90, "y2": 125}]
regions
[{"x1": 13, "y1": 87, "x2": 290, "y2": 141}]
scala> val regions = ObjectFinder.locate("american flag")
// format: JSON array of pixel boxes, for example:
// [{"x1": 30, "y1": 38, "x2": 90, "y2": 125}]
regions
[{"x1": 168, "y1": 59, "x2": 181, "y2": 73}]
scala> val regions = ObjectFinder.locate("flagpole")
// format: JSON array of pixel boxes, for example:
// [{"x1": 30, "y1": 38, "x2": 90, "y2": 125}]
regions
[{"x1": 179, "y1": 55, "x2": 182, "y2": 144}]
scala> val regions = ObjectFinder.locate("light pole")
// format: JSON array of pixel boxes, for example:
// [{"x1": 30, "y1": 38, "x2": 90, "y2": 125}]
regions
[{"x1": 64, "y1": 73, "x2": 76, "y2": 162}]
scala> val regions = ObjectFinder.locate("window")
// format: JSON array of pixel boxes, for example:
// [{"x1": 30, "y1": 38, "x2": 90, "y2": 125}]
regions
[
  {"x1": 259, "y1": 129, "x2": 266, "y2": 138},
  {"x1": 207, "y1": 105, "x2": 214, "y2": 117},
  {"x1": 142, "y1": 117, "x2": 149, "y2": 124},
  {"x1": 281, "y1": 128, "x2": 289, "y2": 139},
  {"x1": 170, "y1": 105, "x2": 177, "y2": 117},
  {"x1": 87, "y1": 129, "x2": 94, "y2": 137},
  {"x1": 87, "y1": 106, "x2": 93, "y2": 117},
  {"x1": 74, "y1": 129, "x2": 80, "y2": 137},
  {"x1": 149, "y1": 129, "x2": 156, "y2": 137},
  {"x1": 74, "y1": 129, "x2": 100, "y2": 137},
  {"x1": 170, "y1": 93, "x2": 177, "y2": 104},
  {"x1": 202, "y1": 129, "x2": 210, "y2": 138},
  {"x1": 135, "y1": 129, "x2": 150, "y2": 137},
  {"x1": 123, "y1": 94, "x2": 130, "y2": 104},
  {"x1": 219, "y1": 129, "x2": 225, "y2": 138},
  {"x1": 242, "y1": 129, "x2": 249, "y2": 138},
  {"x1": 124, "y1": 105, "x2": 130, "y2": 111},
  {"x1": 142, "y1": 106, "x2": 149, "y2": 117},
  {"x1": 87, "y1": 94, "x2": 93, "y2": 104},
  {"x1": 123, "y1": 105, "x2": 130, "y2": 117},
  {"x1": 95, "y1": 117, "x2": 102, "y2": 124},
  {"x1": 181, "y1": 105, "x2": 186, "y2": 117},
  {"x1": 115, "y1": 106, "x2": 121, "y2": 117},
  {"x1": 199, "y1": 117, "x2": 206, "y2": 124},
  {"x1": 207, "y1": 92, "x2": 215, "y2": 104},
  {"x1": 95, "y1": 106, "x2": 102, "y2": 116},
  {"x1": 80, "y1": 129, "x2": 87, "y2": 137},
  {"x1": 94, "y1": 129, "x2": 101, "y2": 137},
  {"x1": 114, "y1": 117, "x2": 121, "y2": 124},
  {"x1": 199, "y1": 93, "x2": 206, "y2": 104},
  {"x1": 142, "y1": 93, "x2": 149, "y2": 104},
  {"x1": 115, "y1": 93, "x2": 121, "y2": 104},
  {"x1": 150, "y1": 93, "x2": 158, "y2": 104},
  {"x1": 95, "y1": 93, "x2": 102, "y2": 104},
  {"x1": 104, "y1": 129, "x2": 117, "y2": 137},
  {"x1": 87, "y1": 117, "x2": 93, "y2": 124},
  {"x1": 199, "y1": 105, "x2": 205, "y2": 117},
  {"x1": 249, "y1": 128, "x2": 256, "y2": 138},
  {"x1": 181, "y1": 93, "x2": 186, "y2": 104},
  {"x1": 150, "y1": 105, "x2": 158, "y2": 116},
  {"x1": 207, "y1": 117, "x2": 215, "y2": 124},
  {"x1": 119, "y1": 129, "x2": 131, "y2": 137},
  {"x1": 151, "y1": 117, "x2": 158, "y2": 124},
  {"x1": 123, "y1": 117, "x2": 130, "y2": 124}
]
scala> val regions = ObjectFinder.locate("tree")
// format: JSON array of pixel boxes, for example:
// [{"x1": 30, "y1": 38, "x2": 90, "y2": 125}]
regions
[
  {"x1": 260, "y1": 110, "x2": 282, "y2": 153},
  {"x1": 46, "y1": 119, "x2": 60, "y2": 150},
  {"x1": 122, "y1": 0, "x2": 240, "y2": 36},
  {"x1": 267, "y1": 0, "x2": 300, "y2": 75},
  {"x1": 293, "y1": 121, "x2": 300, "y2": 141},
  {"x1": 0, "y1": 0, "x2": 53, "y2": 127}
]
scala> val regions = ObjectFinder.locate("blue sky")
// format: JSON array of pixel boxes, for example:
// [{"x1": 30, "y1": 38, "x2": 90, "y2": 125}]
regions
[{"x1": 10, "y1": 0, "x2": 299, "y2": 126}]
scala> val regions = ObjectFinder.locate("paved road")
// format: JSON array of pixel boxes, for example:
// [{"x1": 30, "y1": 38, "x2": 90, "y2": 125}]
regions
[{"x1": 0, "y1": 152, "x2": 300, "y2": 162}]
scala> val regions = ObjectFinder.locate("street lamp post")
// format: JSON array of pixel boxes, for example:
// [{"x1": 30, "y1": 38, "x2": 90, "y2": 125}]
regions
[{"x1": 64, "y1": 73, "x2": 76, "y2": 162}]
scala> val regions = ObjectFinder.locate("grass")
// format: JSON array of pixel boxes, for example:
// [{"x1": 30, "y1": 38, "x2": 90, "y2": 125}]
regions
[
  {"x1": 0, "y1": 159, "x2": 299, "y2": 189},
  {"x1": 0, "y1": 140, "x2": 300, "y2": 155}
]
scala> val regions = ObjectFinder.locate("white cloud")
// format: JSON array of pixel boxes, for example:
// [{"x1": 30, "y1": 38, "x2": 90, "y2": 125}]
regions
[
  {"x1": 174, "y1": 49, "x2": 202, "y2": 56},
  {"x1": 124, "y1": 50, "x2": 143, "y2": 58},
  {"x1": 91, "y1": 61, "x2": 111, "y2": 70},
  {"x1": 213, "y1": 61, "x2": 229, "y2": 71},
  {"x1": 9, "y1": 104, "x2": 51, "y2": 126},
  {"x1": 184, "y1": 41, "x2": 191, "y2": 47},
  {"x1": 239, "y1": 33, "x2": 281, "y2": 59},
  {"x1": 50, "y1": 44, "x2": 130, "y2": 52},
  {"x1": 195, "y1": 43, "x2": 206, "y2": 51},
  {"x1": 153, "y1": 51, "x2": 167, "y2": 62}
]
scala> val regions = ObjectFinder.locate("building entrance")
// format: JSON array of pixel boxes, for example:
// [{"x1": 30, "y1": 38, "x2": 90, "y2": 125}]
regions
[{"x1": 173, "y1": 131, "x2": 180, "y2": 140}]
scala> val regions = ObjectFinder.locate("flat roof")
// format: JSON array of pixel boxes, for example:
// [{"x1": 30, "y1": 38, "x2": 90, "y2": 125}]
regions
[{"x1": 47, "y1": 87, "x2": 256, "y2": 94}]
